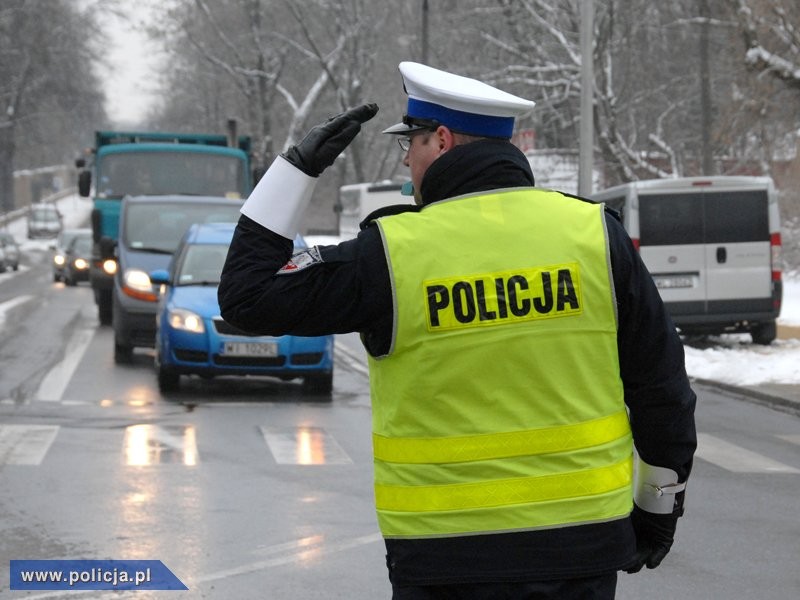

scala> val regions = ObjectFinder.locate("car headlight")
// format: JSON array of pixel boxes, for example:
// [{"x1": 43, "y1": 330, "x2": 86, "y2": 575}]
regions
[
  {"x1": 74, "y1": 258, "x2": 89, "y2": 270},
  {"x1": 102, "y1": 259, "x2": 118, "y2": 275},
  {"x1": 54, "y1": 254, "x2": 66, "y2": 266},
  {"x1": 122, "y1": 268, "x2": 157, "y2": 301},
  {"x1": 168, "y1": 308, "x2": 205, "y2": 333}
]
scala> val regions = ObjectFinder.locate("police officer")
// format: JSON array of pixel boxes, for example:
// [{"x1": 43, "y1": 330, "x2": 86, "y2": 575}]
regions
[{"x1": 219, "y1": 62, "x2": 697, "y2": 599}]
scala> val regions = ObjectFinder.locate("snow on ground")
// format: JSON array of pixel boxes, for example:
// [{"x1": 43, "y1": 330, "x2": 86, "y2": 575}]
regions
[
  {"x1": 1, "y1": 194, "x2": 92, "y2": 253},
  {"x1": 684, "y1": 276, "x2": 800, "y2": 386},
  {"x1": 778, "y1": 277, "x2": 800, "y2": 326},
  {"x1": 683, "y1": 335, "x2": 800, "y2": 386},
  {"x1": 2, "y1": 195, "x2": 799, "y2": 387}
]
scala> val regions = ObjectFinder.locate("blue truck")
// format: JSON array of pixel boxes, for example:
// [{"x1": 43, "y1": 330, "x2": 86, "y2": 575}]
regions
[{"x1": 76, "y1": 129, "x2": 254, "y2": 325}]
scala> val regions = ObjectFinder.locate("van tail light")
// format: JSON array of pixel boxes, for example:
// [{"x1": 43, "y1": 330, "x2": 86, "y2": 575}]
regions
[
  {"x1": 770, "y1": 232, "x2": 781, "y2": 282},
  {"x1": 631, "y1": 237, "x2": 640, "y2": 252},
  {"x1": 771, "y1": 231, "x2": 782, "y2": 313}
]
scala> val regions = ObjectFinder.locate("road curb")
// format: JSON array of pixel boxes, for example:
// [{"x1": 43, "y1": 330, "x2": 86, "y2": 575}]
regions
[{"x1": 693, "y1": 378, "x2": 800, "y2": 417}]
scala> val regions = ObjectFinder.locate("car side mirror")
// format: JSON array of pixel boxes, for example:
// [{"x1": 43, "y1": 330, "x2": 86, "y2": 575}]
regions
[
  {"x1": 149, "y1": 269, "x2": 170, "y2": 285},
  {"x1": 78, "y1": 171, "x2": 91, "y2": 197}
]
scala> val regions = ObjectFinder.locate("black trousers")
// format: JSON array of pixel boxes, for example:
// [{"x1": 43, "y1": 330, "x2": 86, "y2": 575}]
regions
[{"x1": 391, "y1": 572, "x2": 618, "y2": 600}]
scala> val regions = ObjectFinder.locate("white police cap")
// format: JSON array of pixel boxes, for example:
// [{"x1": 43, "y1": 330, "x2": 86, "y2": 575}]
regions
[{"x1": 383, "y1": 62, "x2": 535, "y2": 139}]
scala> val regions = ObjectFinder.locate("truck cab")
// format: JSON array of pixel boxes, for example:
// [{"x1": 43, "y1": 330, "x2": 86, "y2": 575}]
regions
[{"x1": 77, "y1": 130, "x2": 254, "y2": 325}]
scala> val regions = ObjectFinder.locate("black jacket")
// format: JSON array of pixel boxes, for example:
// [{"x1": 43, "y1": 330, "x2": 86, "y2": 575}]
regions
[{"x1": 219, "y1": 140, "x2": 697, "y2": 585}]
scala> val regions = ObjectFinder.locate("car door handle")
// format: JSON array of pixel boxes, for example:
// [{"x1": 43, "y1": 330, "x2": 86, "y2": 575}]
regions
[{"x1": 716, "y1": 247, "x2": 727, "y2": 264}]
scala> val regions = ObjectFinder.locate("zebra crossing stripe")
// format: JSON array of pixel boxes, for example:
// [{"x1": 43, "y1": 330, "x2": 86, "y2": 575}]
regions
[
  {"x1": 260, "y1": 426, "x2": 353, "y2": 465},
  {"x1": 0, "y1": 425, "x2": 59, "y2": 465},
  {"x1": 122, "y1": 424, "x2": 199, "y2": 466},
  {"x1": 696, "y1": 433, "x2": 800, "y2": 473}
]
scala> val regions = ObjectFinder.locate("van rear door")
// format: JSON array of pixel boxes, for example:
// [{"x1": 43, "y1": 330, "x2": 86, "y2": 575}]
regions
[
  {"x1": 638, "y1": 191, "x2": 707, "y2": 313},
  {"x1": 638, "y1": 185, "x2": 773, "y2": 320},
  {"x1": 702, "y1": 188, "x2": 772, "y2": 312}
]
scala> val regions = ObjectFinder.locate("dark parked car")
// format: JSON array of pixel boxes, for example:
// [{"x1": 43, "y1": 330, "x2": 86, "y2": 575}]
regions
[
  {"x1": 27, "y1": 203, "x2": 63, "y2": 239},
  {"x1": 52, "y1": 229, "x2": 92, "y2": 282},
  {"x1": 0, "y1": 232, "x2": 20, "y2": 271},
  {"x1": 150, "y1": 223, "x2": 334, "y2": 394},
  {"x1": 62, "y1": 233, "x2": 93, "y2": 286}
]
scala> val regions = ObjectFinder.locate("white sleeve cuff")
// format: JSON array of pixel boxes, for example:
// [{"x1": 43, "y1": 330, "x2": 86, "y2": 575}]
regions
[
  {"x1": 634, "y1": 458, "x2": 686, "y2": 514},
  {"x1": 240, "y1": 155, "x2": 317, "y2": 240}
]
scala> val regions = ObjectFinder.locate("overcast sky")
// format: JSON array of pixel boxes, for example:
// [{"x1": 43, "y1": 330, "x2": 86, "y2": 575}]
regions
[{"x1": 99, "y1": 2, "x2": 161, "y2": 125}]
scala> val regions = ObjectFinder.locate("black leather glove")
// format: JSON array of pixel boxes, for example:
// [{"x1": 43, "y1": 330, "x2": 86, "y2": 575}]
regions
[
  {"x1": 625, "y1": 504, "x2": 682, "y2": 573},
  {"x1": 282, "y1": 103, "x2": 379, "y2": 177}
]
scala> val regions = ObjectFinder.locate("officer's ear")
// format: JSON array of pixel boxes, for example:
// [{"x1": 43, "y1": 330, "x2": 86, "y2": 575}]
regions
[{"x1": 434, "y1": 126, "x2": 456, "y2": 155}]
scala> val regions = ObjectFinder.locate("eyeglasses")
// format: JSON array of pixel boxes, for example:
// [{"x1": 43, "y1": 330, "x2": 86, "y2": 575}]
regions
[
  {"x1": 397, "y1": 136, "x2": 413, "y2": 152},
  {"x1": 397, "y1": 130, "x2": 433, "y2": 153}
]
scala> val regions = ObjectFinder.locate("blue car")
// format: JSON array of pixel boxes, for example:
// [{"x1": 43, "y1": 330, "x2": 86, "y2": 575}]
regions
[{"x1": 150, "y1": 223, "x2": 334, "y2": 395}]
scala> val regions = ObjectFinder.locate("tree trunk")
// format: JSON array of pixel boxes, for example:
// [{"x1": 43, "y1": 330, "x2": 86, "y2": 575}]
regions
[
  {"x1": 0, "y1": 122, "x2": 17, "y2": 213},
  {"x1": 699, "y1": 0, "x2": 714, "y2": 175}
]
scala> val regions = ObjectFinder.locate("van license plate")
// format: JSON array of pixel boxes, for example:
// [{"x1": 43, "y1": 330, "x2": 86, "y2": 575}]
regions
[
  {"x1": 223, "y1": 342, "x2": 277, "y2": 357},
  {"x1": 655, "y1": 276, "x2": 694, "y2": 289}
]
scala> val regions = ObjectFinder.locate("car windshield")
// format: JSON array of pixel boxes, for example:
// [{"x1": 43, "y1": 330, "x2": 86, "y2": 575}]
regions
[
  {"x1": 97, "y1": 151, "x2": 246, "y2": 199},
  {"x1": 59, "y1": 230, "x2": 87, "y2": 249},
  {"x1": 123, "y1": 202, "x2": 242, "y2": 253},
  {"x1": 176, "y1": 243, "x2": 229, "y2": 285},
  {"x1": 31, "y1": 207, "x2": 58, "y2": 221},
  {"x1": 71, "y1": 236, "x2": 92, "y2": 255}
]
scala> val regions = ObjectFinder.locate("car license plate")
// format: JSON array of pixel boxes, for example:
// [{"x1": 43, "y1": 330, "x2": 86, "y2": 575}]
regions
[
  {"x1": 222, "y1": 342, "x2": 277, "y2": 357},
  {"x1": 655, "y1": 275, "x2": 694, "y2": 289}
]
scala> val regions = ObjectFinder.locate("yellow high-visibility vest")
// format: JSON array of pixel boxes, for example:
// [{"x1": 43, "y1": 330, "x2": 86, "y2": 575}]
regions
[{"x1": 370, "y1": 188, "x2": 633, "y2": 539}]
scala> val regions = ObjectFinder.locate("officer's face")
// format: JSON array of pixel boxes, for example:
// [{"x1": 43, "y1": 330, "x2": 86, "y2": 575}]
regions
[{"x1": 403, "y1": 128, "x2": 446, "y2": 205}]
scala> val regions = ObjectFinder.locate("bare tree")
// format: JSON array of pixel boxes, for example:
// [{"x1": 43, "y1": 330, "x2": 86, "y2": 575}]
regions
[
  {"x1": 0, "y1": 0, "x2": 106, "y2": 212},
  {"x1": 150, "y1": 0, "x2": 392, "y2": 178},
  {"x1": 733, "y1": 0, "x2": 800, "y2": 90},
  {"x1": 441, "y1": 1, "x2": 782, "y2": 186},
  {"x1": 729, "y1": 0, "x2": 800, "y2": 243}
]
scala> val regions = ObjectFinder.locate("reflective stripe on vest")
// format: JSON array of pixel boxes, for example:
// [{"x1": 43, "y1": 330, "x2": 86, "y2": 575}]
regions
[
  {"x1": 375, "y1": 457, "x2": 632, "y2": 512},
  {"x1": 373, "y1": 410, "x2": 630, "y2": 464},
  {"x1": 372, "y1": 188, "x2": 632, "y2": 538}
]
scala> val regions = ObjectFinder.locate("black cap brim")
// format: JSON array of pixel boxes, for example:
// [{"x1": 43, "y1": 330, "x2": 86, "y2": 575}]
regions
[{"x1": 382, "y1": 121, "x2": 428, "y2": 135}]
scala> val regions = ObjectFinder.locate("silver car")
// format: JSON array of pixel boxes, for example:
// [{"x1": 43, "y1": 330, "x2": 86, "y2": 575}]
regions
[
  {"x1": 27, "y1": 203, "x2": 63, "y2": 239},
  {"x1": 0, "y1": 231, "x2": 20, "y2": 271}
]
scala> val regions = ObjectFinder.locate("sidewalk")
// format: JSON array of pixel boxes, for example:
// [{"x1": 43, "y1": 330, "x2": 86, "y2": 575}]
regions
[
  {"x1": 691, "y1": 319, "x2": 800, "y2": 415},
  {"x1": 761, "y1": 324, "x2": 800, "y2": 411},
  {"x1": 695, "y1": 378, "x2": 800, "y2": 416}
]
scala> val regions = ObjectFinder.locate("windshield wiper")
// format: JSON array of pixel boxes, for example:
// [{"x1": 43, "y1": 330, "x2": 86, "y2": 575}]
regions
[{"x1": 131, "y1": 246, "x2": 173, "y2": 254}]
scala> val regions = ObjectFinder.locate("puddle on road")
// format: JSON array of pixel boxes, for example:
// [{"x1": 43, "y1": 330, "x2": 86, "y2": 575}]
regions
[{"x1": 122, "y1": 424, "x2": 198, "y2": 466}]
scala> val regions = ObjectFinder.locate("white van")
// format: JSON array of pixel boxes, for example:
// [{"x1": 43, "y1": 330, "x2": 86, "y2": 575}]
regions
[
  {"x1": 27, "y1": 203, "x2": 63, "y2": 239},
  {"x1": 591, "y1": 176, "x2": 782, "y2": 344},
  {"x1": 336, "y1": 182, "x2": 412, "y2": 239}
]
